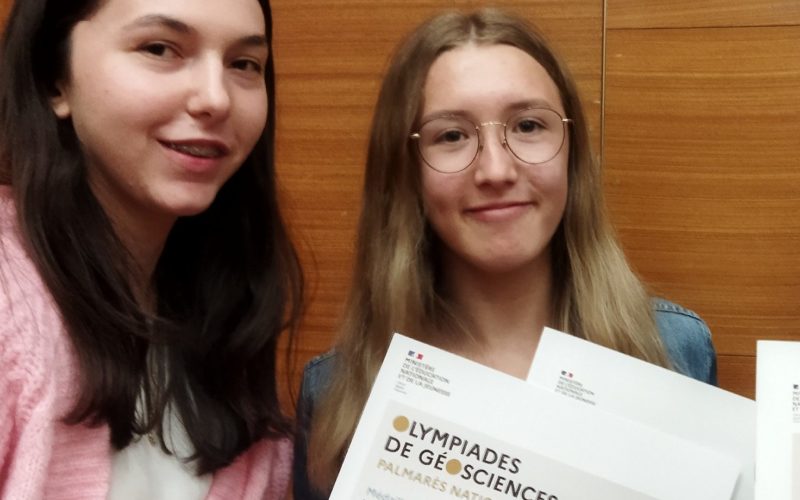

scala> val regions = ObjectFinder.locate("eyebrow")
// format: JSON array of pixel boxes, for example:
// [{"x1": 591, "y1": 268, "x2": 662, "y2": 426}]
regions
[
  {"x1": 420, "y1": 98, "x2": 560, "y2": 124},
  {"x1": 507, "y1": 98, "x2": 558, "y2": 111},
  {"x1": 123, "y1": 14, "x2": 268, "y2": 48}
]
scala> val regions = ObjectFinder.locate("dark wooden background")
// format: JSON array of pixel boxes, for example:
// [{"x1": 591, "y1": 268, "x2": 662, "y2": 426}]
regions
[{"x1": 2, "y1": 0, "x2": 798, "y2": 405}]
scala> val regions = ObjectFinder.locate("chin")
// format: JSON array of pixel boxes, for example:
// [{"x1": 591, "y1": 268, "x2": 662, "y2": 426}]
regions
[
  {"x1": 162, "y1": 187, "x2": 223, "y2": 217},
  {"x1": 175, "y1": 204, "x2": 216, "y2": 218},
  {"x1": 475, "y1": 249, "x2": 549, "y2": 275},
  {"x1": 163, "y1": 198, "x2": 216, "y2": 218}
]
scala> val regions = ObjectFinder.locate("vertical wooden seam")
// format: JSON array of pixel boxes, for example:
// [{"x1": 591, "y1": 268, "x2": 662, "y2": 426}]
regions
[{"x1": 600, "y1": 0, "x2": 608, "y2": 165}]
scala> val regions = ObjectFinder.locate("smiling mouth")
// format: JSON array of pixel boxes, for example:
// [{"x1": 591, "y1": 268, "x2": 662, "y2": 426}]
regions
[
  {"x1": 463, "y1": 202, "x2": 535, "y2": 222},
  {"x1": 162, "y1": 141, "x2": 227, "y2": 159},
  {"x1": 467, "y1": 202, "x2": 531, "y2": 213}
]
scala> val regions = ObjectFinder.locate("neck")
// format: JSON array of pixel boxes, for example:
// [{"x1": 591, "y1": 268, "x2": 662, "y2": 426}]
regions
[
  {"x1": 440, "y1": 250, "x2": 554, "y2": 379},
  {"x1": 91, "y1": 185, "x2": 174, "y2": 307},
  {"x1": 122, "y1": 221, "x2": 169, "y2": 310}
]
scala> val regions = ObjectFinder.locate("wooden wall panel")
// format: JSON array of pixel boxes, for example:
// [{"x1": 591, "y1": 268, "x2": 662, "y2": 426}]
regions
[
  {"x1": 271, "y1": 0, "x2": 603, "y2": 406},
  {"x1": 1, "y1": 0, "x2": 784, "y2": 403},
  {"x1": 603, "y1": 26, "x2": 800, "y2": 397},
  {"x1": 0, "y1": 0, "x2": 11, "y2": 31},
  {"x1": 718, "y1": 354, "x2": 756, "y2": 400},
  {"x1": 607, "y1": 0, "x2": 800, "y2": 29}
]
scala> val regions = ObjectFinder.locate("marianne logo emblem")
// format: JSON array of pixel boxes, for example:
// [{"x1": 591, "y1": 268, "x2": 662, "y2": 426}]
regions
[
  {"x1": 560, "y1": 370, "x2": 573, "y2": 379},
  {"x1": 408, "y1": 350, "x2": 424, "y2": 360}
]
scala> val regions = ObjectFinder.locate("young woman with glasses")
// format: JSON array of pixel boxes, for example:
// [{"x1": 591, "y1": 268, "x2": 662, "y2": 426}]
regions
[
  {"x1": 293, "y1": 9, "x2": 717, "y2": 498},
  {"x1": 0, "y1": 0, "x2": 302, "y2": 497}
]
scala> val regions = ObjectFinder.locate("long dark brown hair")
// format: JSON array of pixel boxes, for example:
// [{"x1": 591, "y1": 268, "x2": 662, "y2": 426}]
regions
[{"x1": 0, "y1": 0, "x2": 303, "y2": 474}]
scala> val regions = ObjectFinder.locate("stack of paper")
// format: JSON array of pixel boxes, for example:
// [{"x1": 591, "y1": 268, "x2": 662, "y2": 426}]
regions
[
  {"x1": 331, "y1": 332, "x2": 753, "y2": 500},
  {"x1": 755, "y1": 340, "x2": 800, "y2": 500},
  {"x1": 529, "y1": 328, "x2": 755, "y2": 500}
]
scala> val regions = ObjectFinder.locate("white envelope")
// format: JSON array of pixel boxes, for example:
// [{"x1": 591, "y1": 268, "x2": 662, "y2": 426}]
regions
[
  {"x1": 331, "y1": 333, "x2": 741, "y2": 500},
  {"x1": 528, "y1": 328, "x2": 755, "y2": 500}
]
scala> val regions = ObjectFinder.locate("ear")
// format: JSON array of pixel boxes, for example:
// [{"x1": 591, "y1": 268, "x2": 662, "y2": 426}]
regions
[{"x1": 50, "y1": 83, "x2": 71, "y2": 119}]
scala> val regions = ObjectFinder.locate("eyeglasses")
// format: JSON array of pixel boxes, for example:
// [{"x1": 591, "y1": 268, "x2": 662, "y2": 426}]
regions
[{"x1": 410, "y1": 107, "x2": 572, "y2": 174}]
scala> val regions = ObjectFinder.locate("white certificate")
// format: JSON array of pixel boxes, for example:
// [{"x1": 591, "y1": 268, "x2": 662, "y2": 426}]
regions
[
  {"x1": 528, "y1": 328, "x2": 754, "y2": 500},
  {"x1": 755, "y1": 340, "x2": 800, "y2": 500},
  {"x1": 331, "y1": 333, "x2": 740, "y2": 500}
]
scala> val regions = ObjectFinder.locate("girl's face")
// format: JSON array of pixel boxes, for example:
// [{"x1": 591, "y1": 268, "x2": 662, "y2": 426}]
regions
[
  {"x1": 51, "y1": 0, "x2": 269, "y2": 231},
  {"x1": 419, "y1": 43, "x2": 569, "y2": 276}
]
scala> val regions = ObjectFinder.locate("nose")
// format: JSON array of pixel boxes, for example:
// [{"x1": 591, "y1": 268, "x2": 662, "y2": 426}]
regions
[
  {"x1": 186, "y1": 57, "x2": 231, "y2": 121},
  {"x1": 473, "y1": 123, "x2": 518, "y2": 186}
]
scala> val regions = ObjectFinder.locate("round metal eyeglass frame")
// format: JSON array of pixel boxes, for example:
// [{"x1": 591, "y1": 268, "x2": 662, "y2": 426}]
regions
[{"x1": 409, "y1": 107, "x2": 573, "y2": 174}]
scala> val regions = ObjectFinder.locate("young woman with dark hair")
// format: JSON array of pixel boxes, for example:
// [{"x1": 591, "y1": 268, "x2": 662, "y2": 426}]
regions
[{"x1": 0, "y1": 0, "x2": 302, "y2": 497}]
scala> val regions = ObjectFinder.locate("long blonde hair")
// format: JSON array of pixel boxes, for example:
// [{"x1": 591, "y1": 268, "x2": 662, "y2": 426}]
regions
[{"x1": 307, "y1": 8, "x2": 670, "y2": 490}]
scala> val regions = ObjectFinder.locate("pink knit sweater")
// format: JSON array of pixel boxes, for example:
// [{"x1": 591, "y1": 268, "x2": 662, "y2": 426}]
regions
[{"x1": 0, "y1": 188, "x2": 291, "y2": 499}]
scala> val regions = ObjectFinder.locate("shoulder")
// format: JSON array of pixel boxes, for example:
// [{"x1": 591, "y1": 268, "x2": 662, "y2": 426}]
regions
[
  {"x1": 0, "y1": 188, "x2": 72, "y2": 413},
  {"x1": 652, "y1": 298, "x2": 718, "y2": 385},
  {"x1": 0, "y1": 187, "x2": 44, "y2": 303},
  {"x1": 209, "y1": 437, "x2": 292, "y2": 500},
  {"x1": 0, "y1": 195, "x2": 62, "y2": 363},
  {"x1": 292, "y1": 353, "x2": 336, "y2": 500},
  {"x1": 299, "y1": 350, "x2": 337, "y2": 409},
  {"x1": 0, "y1": 185, "x2": 14, "y2": 217}
]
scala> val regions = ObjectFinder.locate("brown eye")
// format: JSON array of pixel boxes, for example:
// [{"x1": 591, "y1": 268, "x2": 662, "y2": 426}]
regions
[
  {"x1": 231, "y1": 59, "x2": 263, "y2": 74},
  {"x1": 438, "y1": 130, "x2": 467, "y2": 144},
  {"x1": 139, "y1": 42, "x2": 179, "y2": 59},
  {"x1": 514, "y1": 118, "x2": 544, "y2": 134}
]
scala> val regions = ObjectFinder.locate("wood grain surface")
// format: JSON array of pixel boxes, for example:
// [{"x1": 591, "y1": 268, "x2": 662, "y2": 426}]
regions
[
  {"x1": 603, "y1": 26, "x2": 800, "y2": 397},
  {"x1": 607, "y1": 0, "x2": 800, "y2": 29},
  {"x1": 2, "y1": 0, "x2": 794, "y2": 404},
  {"x1": 0, "y1": 0, "x2": 10, "y2": 30}
]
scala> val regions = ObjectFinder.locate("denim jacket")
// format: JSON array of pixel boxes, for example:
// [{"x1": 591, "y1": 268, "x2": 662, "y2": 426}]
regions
[{"x1": 291, "y1": 298, "x2": 718, "y2": 499}]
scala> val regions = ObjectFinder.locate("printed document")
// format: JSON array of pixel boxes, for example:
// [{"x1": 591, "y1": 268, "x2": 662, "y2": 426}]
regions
[
  {"x1": 755, "y1": 340, "x2": 800, "y2": 500},
  {"x1": 331, "y1": 333, "x2": 740, "y2": 500},
  {"x1": 527, "y1": 328, "x2": 755, "y2": 500}
]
